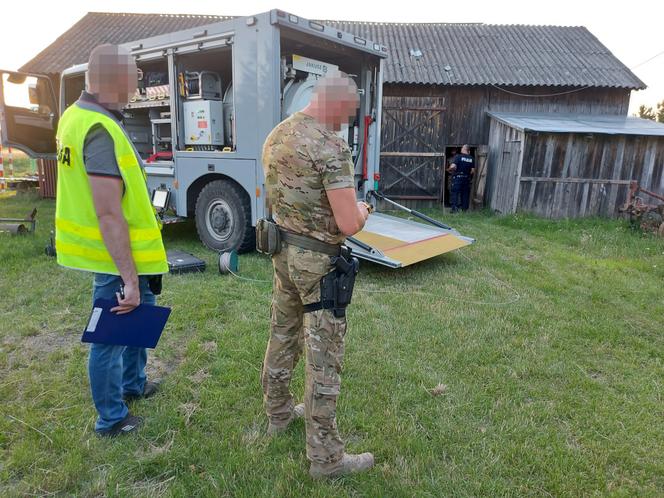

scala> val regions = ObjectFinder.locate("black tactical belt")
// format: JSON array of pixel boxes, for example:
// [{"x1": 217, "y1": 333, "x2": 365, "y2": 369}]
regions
[{"x1": 279, "y1": 229, "x2": 342, "y2": 256}]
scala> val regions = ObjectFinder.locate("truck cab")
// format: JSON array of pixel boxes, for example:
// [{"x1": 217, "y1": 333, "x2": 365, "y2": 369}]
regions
[{"x1": 0, "y1": 10, "x2": 386, "y2": 253}]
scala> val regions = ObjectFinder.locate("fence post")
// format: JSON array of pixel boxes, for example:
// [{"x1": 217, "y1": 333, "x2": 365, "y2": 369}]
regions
[
  {"x1": 0, "y1": 144, "x2": 4, "y2": 190},
  {"x1": 8, "y1": 146, "x2": 13, "y2": 178}
]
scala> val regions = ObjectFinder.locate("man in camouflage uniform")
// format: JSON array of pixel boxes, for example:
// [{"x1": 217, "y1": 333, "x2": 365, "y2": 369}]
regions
[{"x1": 261, "y1": 72, "x2": 373, "y2": 478}]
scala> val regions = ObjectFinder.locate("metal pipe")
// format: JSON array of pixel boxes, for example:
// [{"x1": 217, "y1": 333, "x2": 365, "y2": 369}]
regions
[
  {"x1": 347, "y1": 235, "x2": 373, "y2": 253},
  {"x1": 370, "y1": 191, "x2": 452, "y2": 230}
]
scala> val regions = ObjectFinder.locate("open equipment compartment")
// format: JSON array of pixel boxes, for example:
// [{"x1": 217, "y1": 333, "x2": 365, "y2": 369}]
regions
[
  {"x1": 123, "y1": 57, "x2": 172, "y2": 162},
  {"x1": 174, "y1": 46, "x2": 234, "y2": 153}
]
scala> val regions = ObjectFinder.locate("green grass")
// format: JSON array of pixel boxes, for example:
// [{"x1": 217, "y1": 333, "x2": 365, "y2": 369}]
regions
[
  {"x1": 1, "y1": 191, "x2": 663, "y2": 497},
  {"x1": 0, "y1": 150, "x2": 36, "y2": 177}
]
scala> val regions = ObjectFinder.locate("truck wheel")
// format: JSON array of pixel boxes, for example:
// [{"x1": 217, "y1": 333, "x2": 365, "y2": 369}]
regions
[{"x1": 195, "y1": 179, "x2": 254, "y2": 253}]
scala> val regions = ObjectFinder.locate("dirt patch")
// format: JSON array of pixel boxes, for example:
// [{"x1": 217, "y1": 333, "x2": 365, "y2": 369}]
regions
[
  {"x1": 179, "y1": 402, "x2": 198, "y2": 426},
  {"x1": 188, "y1": 368, "x2": 211, "y2": 384},
  {"x1": 1, "y1": 330, "x2": 81, "y2": 371},
  {"x1": 2, "y1": 329, "x2": 185, "y2": 381},
  {"x1": 146, "y1": 350, "x2": 185, "y2": 380},
  {"x1": 11, "y1": 330, "x2": 79, "y2": 355},
  {"x1": 428, "y1": 383, "x2": 448, "y2": 396},
  {"x1": 201, "y1": 341, "x2": 218, "y2": 353}
]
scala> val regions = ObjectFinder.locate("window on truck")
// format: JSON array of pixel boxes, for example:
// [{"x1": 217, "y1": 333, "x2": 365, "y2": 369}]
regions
[
  {"x1": 62, "y1": 73, "x2": 85, "y2": 110},
  {"x1": 0, "y1": 71, "x2": 58, "y2": 157}
]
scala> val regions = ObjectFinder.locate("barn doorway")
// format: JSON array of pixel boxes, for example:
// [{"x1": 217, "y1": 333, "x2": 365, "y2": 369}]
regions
[{"x1": 443, "y1": 145, "x2": 477, "y2": 208}]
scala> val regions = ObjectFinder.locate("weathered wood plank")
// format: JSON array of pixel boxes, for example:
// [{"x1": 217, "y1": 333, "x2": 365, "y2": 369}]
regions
[{"x1": 607, "y1": 136, "x2": 626, "y2": 213}]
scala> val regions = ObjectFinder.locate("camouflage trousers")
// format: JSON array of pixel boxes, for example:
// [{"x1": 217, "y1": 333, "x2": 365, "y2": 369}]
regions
[{"x1": 261, "y1": 243, "x2": 346, "y2": 466}]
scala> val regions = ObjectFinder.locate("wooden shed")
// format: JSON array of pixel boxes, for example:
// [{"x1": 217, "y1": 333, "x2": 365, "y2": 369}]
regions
[{"x1": 486, "y1": 112, "x2": 664, "y2": 217}]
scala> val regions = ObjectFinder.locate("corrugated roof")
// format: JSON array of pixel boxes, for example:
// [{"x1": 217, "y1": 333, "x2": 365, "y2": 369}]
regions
[
  {"x1": 326, "y1": 22, "x2": 645, "y2": 89},
  {"x1": 20, "y1": 13, "x2": 233, "y2": 75},
  {"x1": 489, "y1": 112, "x2": 664, "y2": 136},
  {"x1": 19, "y1": 12, "x2": 646, "y2": 89}
]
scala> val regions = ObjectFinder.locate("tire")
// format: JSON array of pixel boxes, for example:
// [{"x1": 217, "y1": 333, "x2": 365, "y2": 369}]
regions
[{"x1": 194, "y1": 179, "x2": 254, "y2": 253}]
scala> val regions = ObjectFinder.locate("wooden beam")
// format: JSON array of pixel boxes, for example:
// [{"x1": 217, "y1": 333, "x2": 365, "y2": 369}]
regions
[
  {"x1": 388, "y1": 195, "x2": 440, "y2": 200},
  {"x1": 382, "y1": 106, "x2": 447, "y2": 111},
  {"x1": 519, "y1": 177, "x2": 634, "y2": 185},
  {"x1": 380, "y1": 152, "x2": 445, "y2": 157}
]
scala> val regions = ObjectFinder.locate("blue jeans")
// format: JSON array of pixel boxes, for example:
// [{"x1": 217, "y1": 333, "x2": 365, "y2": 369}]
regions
[{"x1": 89, "y1": 273, "x2": 156, "y2": 431}]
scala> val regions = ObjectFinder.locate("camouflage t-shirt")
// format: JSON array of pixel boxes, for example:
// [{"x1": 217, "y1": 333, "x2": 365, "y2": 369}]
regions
[{"x1": 262, "y1": 112, "x2": 355, "y2": 244}]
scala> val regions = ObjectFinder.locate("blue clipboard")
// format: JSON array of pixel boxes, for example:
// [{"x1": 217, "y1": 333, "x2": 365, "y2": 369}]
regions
[{"x1": 81, "y1": 298, "x2": 171, "y2": 348}]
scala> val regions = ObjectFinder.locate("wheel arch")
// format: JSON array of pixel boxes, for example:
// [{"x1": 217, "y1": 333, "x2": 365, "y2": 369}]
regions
[{"x1": 186, "y1": 173, "x2": 251, "y2": 218}]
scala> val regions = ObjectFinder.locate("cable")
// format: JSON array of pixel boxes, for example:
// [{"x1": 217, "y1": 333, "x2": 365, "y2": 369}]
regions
[
  {"x1": 355, "y1": 251, "x2": 521, "y2": 306},
  {"x1": 488, "y1": 47, "x2": 664, "y2": 99},
  {"x1": 631, "y1": 49, "x2": 664, "y2": 70},
  {"x1": 224, "y1": 251, "x2": 521, "y2": 307},
  {"x1": 226, "y1": 267, "x2": 271, "y2": 284},
  {"x1": 489, "y1": 83, "x2": 593, "y2": 98}
]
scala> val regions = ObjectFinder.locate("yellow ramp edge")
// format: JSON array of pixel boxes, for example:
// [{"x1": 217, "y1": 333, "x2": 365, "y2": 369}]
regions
[{"x1": 353, "y1": 231, "x2": 472, "y2": 267}]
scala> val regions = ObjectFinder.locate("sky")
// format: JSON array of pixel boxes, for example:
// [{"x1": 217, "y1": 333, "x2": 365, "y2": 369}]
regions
[{"x1": 1, "y1": 0, "x2": 663, "y2": 114}]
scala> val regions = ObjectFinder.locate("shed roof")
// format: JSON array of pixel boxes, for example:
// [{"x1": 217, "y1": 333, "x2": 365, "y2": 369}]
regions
[
  {"x1": 19, "y1": 12, "x2": 646, "y2": 89},
  {"x1": 488, "y1": 112, "x2": 664, "y2": 136}
]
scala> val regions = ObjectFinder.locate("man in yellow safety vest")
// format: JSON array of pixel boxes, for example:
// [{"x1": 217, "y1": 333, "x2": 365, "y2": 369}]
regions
[{"x1": 55, "y1": 44, "x2": 168, "y2": 437}]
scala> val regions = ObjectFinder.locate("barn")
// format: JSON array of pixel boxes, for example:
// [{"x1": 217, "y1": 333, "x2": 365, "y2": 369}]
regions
[{"x1": 17, "y1": 12, "x2": 662, "y2": 216}]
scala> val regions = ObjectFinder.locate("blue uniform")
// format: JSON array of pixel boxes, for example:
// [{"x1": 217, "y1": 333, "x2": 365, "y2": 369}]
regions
[{"x1": 450, "y1": 153, "x2": 474, "y2": 211}]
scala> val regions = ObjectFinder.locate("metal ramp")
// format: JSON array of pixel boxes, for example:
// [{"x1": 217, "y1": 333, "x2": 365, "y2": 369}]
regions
[{"x1": 347, "y1": 212, "x2": 474, "y2": 268}]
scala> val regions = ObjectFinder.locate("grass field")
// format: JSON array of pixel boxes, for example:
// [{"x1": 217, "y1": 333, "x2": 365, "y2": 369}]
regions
[
  {"x1": 0, "y1": 150, "x2": 36, "y2": 178},
  {"x1": 1, "y1": 191, "x2": 663, "y2": 497}
]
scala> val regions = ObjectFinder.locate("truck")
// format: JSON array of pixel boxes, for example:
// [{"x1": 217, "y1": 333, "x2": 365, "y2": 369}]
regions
[{"x1": 0, "y1": 9, "x2": 473, "y2": 268}]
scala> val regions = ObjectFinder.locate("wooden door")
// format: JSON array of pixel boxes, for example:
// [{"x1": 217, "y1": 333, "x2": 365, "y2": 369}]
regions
[{"x1": 379, "y1": 96, "x2": 446, "y2": 202}]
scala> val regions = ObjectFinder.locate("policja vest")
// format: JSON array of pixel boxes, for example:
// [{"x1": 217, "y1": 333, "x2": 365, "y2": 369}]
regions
[{"x1": 55, "y1": 100, "x2": 168, "y2": 275}]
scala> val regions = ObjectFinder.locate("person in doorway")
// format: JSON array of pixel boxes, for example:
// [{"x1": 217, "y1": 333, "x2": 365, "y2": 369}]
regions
[{"x1": 447, "y1": 144, "x2": 475, "y2": 212}]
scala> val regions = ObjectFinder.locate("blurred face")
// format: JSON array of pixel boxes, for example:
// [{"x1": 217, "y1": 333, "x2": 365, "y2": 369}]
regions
[
  {"x1": 87, "y1": 45, "x2": 137, "y2": 110},
  {"x1": 312, "y1": 75, "x2": 360, "y2": 131},
  {"x1": 461, "y1": 145, "x2": 470, "y2": 154}
]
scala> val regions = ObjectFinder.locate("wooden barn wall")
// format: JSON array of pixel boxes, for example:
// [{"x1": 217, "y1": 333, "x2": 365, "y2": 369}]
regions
[
  {"x1": 515, "y1": 132, "x2": 664, "y2": 218},
  {"x1": 382, "y1": 84, "x2": 630, "y2": 146},
  {"x1": 486, "y1": 120, "x2": 525, "y2": 214}
]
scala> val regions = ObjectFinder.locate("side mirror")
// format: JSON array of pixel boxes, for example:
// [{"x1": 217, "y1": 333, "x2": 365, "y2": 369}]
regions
[{"x1": 7, "y1": 72, "x2": 27, "y2": 84}]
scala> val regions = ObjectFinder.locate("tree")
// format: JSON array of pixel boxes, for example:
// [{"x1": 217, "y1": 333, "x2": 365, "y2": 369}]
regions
[
  {"x1": 636, "y1": 101, "x2": 664, "y2": 122},
  {"x1": 638, "y1": 104, "x2": 656, "y2": 120}
]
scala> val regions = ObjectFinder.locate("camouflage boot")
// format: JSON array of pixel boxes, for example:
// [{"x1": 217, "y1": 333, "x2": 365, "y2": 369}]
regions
[
  {"x1": 267, "y1": 403, "x2": 305, "y2": 435},
  {"x1": 309, "y1": 452, "x2": 375, "y2": 479}
]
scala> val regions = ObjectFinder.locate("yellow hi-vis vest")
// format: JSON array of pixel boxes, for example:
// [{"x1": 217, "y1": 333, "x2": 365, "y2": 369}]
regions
[{"x1": 55, "y1": 101, "x2": 168, "y2": 275}]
